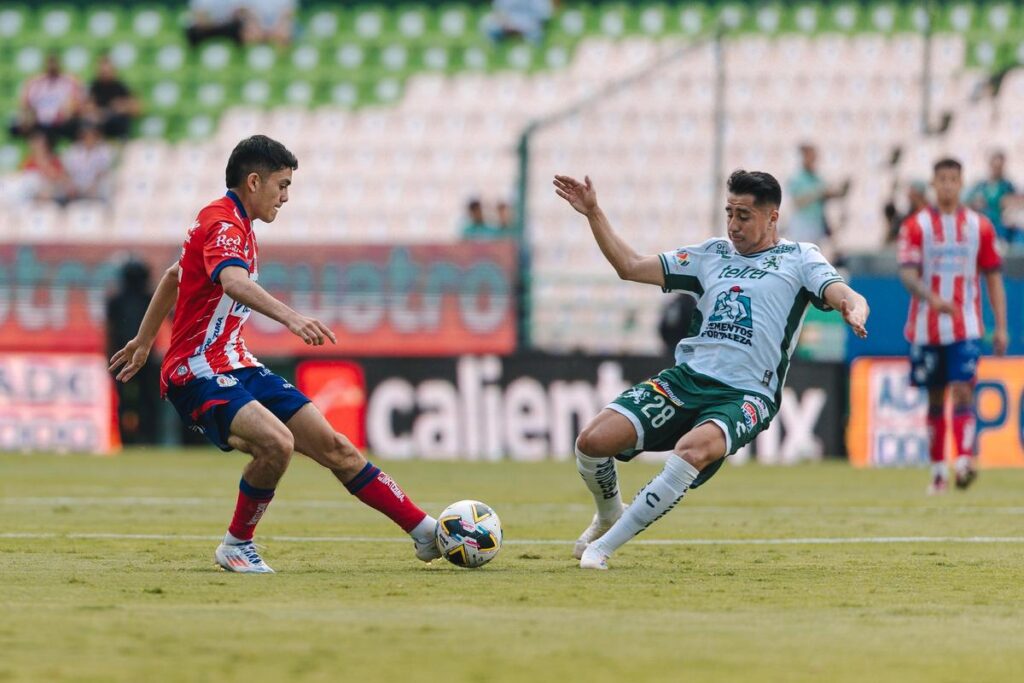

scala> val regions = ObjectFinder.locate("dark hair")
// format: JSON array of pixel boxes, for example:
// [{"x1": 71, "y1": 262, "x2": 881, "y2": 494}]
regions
[
  {"x1": 225, "y1": 135, "x2": 298, "y2": 188},
  {"x1": 727, "y1": 169, "x2": 782, "y2": 207},
  {"x1": 933, "y1": 157, "x2": 962, "y2": 175}
]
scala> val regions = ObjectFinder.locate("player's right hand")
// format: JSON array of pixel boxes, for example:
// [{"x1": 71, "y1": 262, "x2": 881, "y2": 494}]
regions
[
  {"x1": 108, "y1": 337, "x2": 151, "y2": 383},
  {"x1": 928, "y1": 294, "x2": 957, "y2": 315},
  {"x1": 288, "y1": 315, "x2": 337, "y2": 346},
  {"x1": 553, "y1": 174, "x2": 599, "y2": 216}
]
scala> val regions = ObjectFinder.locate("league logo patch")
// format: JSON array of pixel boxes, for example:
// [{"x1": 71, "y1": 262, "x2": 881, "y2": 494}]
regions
[
  {"x1": 740, "y1": 402, "x2": 759, "y2": 429},
  {"x1": 215, "y1": 375, "x2": 239, "y2": 388},
  {"x1": 674, "y1": 250, "x2": 690, "y2": 267}
]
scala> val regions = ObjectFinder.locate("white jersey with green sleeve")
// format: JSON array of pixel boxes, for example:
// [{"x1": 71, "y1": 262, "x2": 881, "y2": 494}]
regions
[{"x1": 658, "y1": 237, "x2": 843, "y2": 406}]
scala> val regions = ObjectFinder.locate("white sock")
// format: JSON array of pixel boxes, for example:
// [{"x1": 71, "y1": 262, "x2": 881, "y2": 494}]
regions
[
  {"x1": 224, "y1": 531, "x2": 247, "y2": 545},
  {"x1": 409, "y1": 514, "x2": 437, "y2": 544},
  {"x1": 575, "y1": 443, "x2": 623, "y2": 522},
  {"x1": 932, "y1": 462, "x2": 948, "y2": 479},
  {"x1": 591, "y1": 456, "x2": 699, "y2": 556}
]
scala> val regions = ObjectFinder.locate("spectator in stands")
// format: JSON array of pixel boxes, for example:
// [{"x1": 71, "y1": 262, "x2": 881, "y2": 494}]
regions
[
  {"x1": 485, "y1": 0, "x2": 554, "y2": 43},
  {"x1": 785, "y1": 143, "x2": 850, "y2": 244},
  {"x1": 85, "y1": 54, "x2": 141, "y2": 140},
  {"x1": 967, "y1": 150, "x2": 1018, "y2": 245},
  {"x1": 19, "y1": 130, "x2": 69, "y2": 204},
  {"x1": 495, "y1": 200, "x2": 516, "y2": 233},
  {"x1": 9, "y1": 51, "x2": 83, "y2": 144},
  {"x1": 185, "y1": 0, "x2": 247, "y2": 47},
  {"x1": 884, "y1": 180, "x2": 929, "y2": 245},
  {"x1": 461, "y1": 197, "x2": 504, "y2": 240},
  {"x1": 240, "y1": 0, "x2": 298, "y2": 48},
  {"x1": 62, "y1": 122, "x2": 116, "y2": 203}
]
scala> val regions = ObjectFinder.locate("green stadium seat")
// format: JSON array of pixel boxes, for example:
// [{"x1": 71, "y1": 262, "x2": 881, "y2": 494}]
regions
[
  {"x1": 351, "y1": 5, "x2": 385, "y2": 40},
  {"x1": 379, "y1": 44, "x2": 409, "y2": 72},
  {"x1": 637, "y1": 4, "x2": 669, "y2": 36},
  {"x1": 291, "y1": 44, "x2": 322, "y2": 73},
  {"x1": 152, "y1": 44, "x2": 187, "y2": 73},
  {"x1": 184, "y1": 114, "x2": 216, "y2": 140},
  {"x1": 334, "y1": 44, "x2": 367, "y2": 72},
  {"x1": 84, "y1": 7, "x2": 125, "y2": 41},
  {"x1": 0, "y1": 5, "x2": 29, "y2": 40},
  {"x1": 282, "y1": 79, "x2": 318, "y2": 107},
  {"x1": 61, "y1": 45, "x2": 94, "y2": 76},
  {"x1": 676, "y1": 4, "x2": 709, "y2": 36},
  {"x1": 137, "y1": 114, "x2": 168, "y2": 138},
  {"x1": 0, "y1": 142, "x2": 23, "y2": 173},
  {"x1": 245, "y1": 44, "x2": 277, "y2": 73},
  {"x1": 396, "y1": 5, "x2": 428, "y2": 40},
  {"x1": 198, "y1": 41, "x2": 236, "y2": 73},
  {"x1": 108, "y1": 42, "x2": 140, "y2": 71},
  {"x1": 421, "y1": 45, "x2": 450, "y2": 72},
  {"x1": 824, "y1": 2, "x2": 863, "y2": 32},
  {"x1": 501, "y1": 44, "x2": 537, "y2": 72},
  {"x1": 194, "y1": 79, "x2": 229, "y2": 113},
  {"x1": 716, "y1": 3, "x2": 748, "y2": 32},
  {"x1": 543, "y1": 42, "x2": 572, "y2": 70},
  {"x1": 436, "y1": 5, "x2": 472, "y2": 39},
  {"x1": 306, "y1": 7, "x2": 341, "y2": 43},
  {"x1": 13, "y1": 45, "x2": 44, "y2": 76},
  {"x1": 371, "y1": 77, "x2": 403, "y2": 105},
  {"x1": 37, "y1": 5, "x2": 77, "y2": 42},
  {"x1": 147, "y1": 78, "x2": 184, "y2": 112},
  {"x1": 131, "y1": 6, "x2": 170, "y2": 40},
  {"x1": 458, "y1": 44, "x2": 492, "y2": 72},
  {"x1": 754, "y1": 4, "x2": 784, "y2": 34},
  {"x1": 240, "y1": 78, "x2": 272, "y2": 107},
  {"x1": 984, "y1": 4, "x2": 1016, "y2": 34},
  {"x1": 597, "y1": 5, "x2": 627, "y2": 38},
  {"x1": 328, "y1": 81, "x2": 359, "y2": 108},
  {"x1": 555, "y1": 6, "x2": 589, "y2": 38},
  {"x1": 867, "y1": 3, "x2": 899, "y2": 33}
]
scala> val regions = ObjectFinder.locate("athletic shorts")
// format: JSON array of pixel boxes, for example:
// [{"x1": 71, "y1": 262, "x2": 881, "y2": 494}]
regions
[
  {"x1": 909, "y1": 340, "x2": 981, "y2": 388},
  {"x1": 166, "y1": 367, "x2": 310, "y2": 451},
  {"x1": 606, "y1": 364, "x2": 777, "y2": 489}
]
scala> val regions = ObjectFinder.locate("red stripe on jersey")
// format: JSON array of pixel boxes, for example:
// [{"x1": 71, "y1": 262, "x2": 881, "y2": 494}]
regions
[
  {"x1": 955, "y1": 208, "x2": 966, "y2": 243},
  {"x1": 952, "y1": 275, "x2": 966, "y2": 340},
  {"x1": 927, "y1": 273, "x2": 941, "y2": 344},
  {"x1": 929, "y1": 207, "x2": 945, "y2": 243}
]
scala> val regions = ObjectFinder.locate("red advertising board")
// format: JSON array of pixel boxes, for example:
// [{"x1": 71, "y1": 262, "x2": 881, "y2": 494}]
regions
[
  {"x1": 0, "y1": 242, "x2": 517, "y2": 356},
  {"x1": 0, "y1": 352, "x2": 117, "y2": 453}
]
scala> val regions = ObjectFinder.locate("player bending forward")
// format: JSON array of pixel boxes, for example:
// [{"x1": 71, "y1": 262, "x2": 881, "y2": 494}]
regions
[
  {"x1": 109, "y1": 135, "x2": 440, "y2": 573},
  {"x1": 554, "y1": 170, "x2": 870, "y2": 570},
  {"x1": 898, "y1": 158, "x2": 1008, "y2": 494}
]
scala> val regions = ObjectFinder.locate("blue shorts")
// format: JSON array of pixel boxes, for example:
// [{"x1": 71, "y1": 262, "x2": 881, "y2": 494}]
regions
[
  {"x1": 166, "y1": 367, "x2": 311, "y2": 451},
  {"x1": 909, "y1": 340, "x2": 981, "y2": 388}
]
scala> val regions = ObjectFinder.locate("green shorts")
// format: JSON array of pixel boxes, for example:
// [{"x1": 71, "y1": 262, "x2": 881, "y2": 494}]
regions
[{"x1": 607, "y1": 364, "x2": 777, "y2": 488}]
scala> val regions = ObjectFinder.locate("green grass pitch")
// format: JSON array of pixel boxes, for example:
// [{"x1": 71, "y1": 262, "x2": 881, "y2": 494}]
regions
[{"x1": 3, "y1": 451, "x2": 1023, "y2": 682}]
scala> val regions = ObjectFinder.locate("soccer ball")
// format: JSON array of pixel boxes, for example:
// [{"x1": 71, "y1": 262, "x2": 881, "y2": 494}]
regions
[{"x1": 434, "y1": 499, "x2": 503, "y2": 568}]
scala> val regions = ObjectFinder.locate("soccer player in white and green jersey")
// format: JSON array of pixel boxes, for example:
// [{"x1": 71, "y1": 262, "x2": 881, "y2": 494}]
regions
[{"x1": 553, "y1": 170, "x2": 870, "y2": 570}]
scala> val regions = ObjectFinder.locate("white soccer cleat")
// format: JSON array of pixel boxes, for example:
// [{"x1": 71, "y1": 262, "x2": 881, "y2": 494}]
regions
[
  {"x1": 414, "y1": 535, "x2": 442, "y2": 563},
  {"x1": 579, "y1": 544, "x2": 610, "y2": 570},
  {"x1": 926, "y1": 473, "x2": 948, "y2": 496},
  {"x1": 215, "y1": 541, "x2": 275, "y2": 574},
  {"x1": 573, "y1": 504, "x2": 625, "y2": 560}
]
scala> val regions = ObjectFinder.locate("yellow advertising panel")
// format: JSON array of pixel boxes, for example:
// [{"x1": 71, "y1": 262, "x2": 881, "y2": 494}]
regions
[{"x1": 848, "y1": 357, "x2": 1024, "y2": 468}]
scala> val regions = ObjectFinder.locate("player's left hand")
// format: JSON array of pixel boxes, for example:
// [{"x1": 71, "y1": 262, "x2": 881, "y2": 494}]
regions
[
  {"x1": 993, "y1": 328, "x2": 1009, "y2": 356},
  {"x1": 841, "y1": 298, "x2": 869, "y2": 339},
  {"x1": 108, "y1": 337, "x2": 151, "y2": 383}
]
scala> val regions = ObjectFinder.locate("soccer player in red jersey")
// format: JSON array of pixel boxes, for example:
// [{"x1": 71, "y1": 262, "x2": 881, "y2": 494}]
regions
[
  {"x1": 898, "y1": 158, "x2": 1008, "y2": 494},
  {"x1": 109, "y1": 135, "x2": 440, "y2": 572}
]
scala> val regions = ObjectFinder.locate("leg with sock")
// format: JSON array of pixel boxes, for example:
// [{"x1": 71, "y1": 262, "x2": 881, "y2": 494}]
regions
[
  {"x1": 950, "y1": 381, "x2": 978, "y2": 490},
  {"x1": 581, "y1": 421, "x2": 723, "y2": 570},
  {"x1": 573, "y1": 441, "x2": 625, "y2": 559},
  {"x1": 926, "y1": 387, "x2": 948, "y2": 495}
]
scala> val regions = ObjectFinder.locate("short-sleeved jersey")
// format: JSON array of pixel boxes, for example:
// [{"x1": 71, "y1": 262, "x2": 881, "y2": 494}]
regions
[
  {"x1": 160, "y1": 191, "x2": 261, "y2": 395},
  {"x1": 898, "y1": 205, "x2": 1001, "y2": 346},
  {"x1": 659, "y1": 238, "x2": 843, "y2": 406}
]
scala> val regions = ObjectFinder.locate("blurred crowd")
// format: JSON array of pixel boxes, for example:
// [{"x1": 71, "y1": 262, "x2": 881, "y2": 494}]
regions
[
  {"x1": 7, "y1": 51, "x2": 138, "y2": 206},
  {"x1": 460, "y1": 197, "x2": 518, "y2": 241},
  {"x1": 186, "y1": 0, "x2": 298, "y2": 48}
]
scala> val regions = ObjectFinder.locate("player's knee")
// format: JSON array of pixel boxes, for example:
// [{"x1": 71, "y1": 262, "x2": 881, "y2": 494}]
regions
[
  {"x1": 261, "y1": 427, "x2": 294, "y2": 463},
  {"x1": 575, "y1": 430, "x2": 614, "y2": 459},
  {"x1": 321, "y1": 431, "x2": 365, "y2": 474},
  {"x1": 673, "y1": 436, "x2": 722, "y2": 470}
]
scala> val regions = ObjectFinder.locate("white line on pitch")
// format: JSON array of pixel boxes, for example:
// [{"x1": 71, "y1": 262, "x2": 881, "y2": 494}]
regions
[
  {"x1": 2, "y1": 532, "x2": 1024, "y2": 546},
  {"x1": 4, "y1": 497, "x2": 1024, "y2": 515}
]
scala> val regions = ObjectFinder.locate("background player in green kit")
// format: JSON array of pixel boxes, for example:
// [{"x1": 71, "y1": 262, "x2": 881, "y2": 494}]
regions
[{"x1": 553, "y1": 170, "x2": 870, "y2": 570}]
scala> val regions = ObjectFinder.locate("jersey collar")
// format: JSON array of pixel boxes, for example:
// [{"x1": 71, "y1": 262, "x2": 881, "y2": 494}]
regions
[{"x1": 225, "y1": 190, "x2": 248, "y2": 220}]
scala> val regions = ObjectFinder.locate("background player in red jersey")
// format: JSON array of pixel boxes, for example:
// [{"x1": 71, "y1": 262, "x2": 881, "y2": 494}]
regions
[
  {"x1": 898, "y1": 158, "x2": 1008, "y2": 494},
  {"x1": 108, "y1": 135, "x2": 440, "y2": 572}
]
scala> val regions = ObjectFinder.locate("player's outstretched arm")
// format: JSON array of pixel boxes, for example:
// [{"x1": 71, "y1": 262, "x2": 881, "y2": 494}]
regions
[
  {"x1": 108, "y1": 263, "x2": 180, "y2": 383},
  {"x1": 219, "y1": 266, "x2": 336, "y2": 346},
  {"x1": 984, "y1": 270, "x2": 1009, "y2": 355},
  {"x1": 553, "y1": 174, "x2": 664, "y2": 286},
  {"x1": 823, "y1": 281, "x2": 870, "y2": 339}
]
